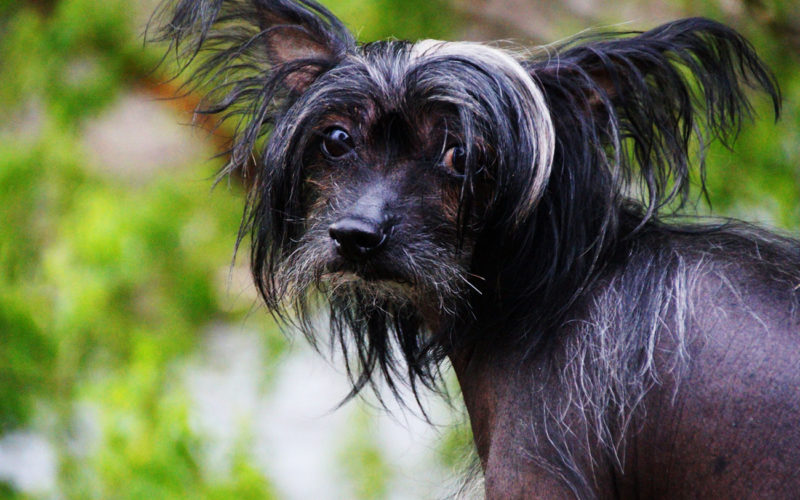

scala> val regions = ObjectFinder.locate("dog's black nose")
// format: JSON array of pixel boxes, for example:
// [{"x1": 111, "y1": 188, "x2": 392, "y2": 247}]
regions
[{"x1": 329, "y1": 218, "x2": 389, "y2": 259}]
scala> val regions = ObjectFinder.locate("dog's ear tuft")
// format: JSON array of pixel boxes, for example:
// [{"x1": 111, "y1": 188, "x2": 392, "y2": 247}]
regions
[
  {"x1": 527, "y1": 18, "x2": 780, "y2": 224},
  {"x1": 150, "y1": 0, "x2": 355, "y2": 173},
  {"x1": 255, "y1": 1, "x2": 355, "y2": 93},
  {"x1": 154, "y1": 0, "x2": 354, "y2": 93}
]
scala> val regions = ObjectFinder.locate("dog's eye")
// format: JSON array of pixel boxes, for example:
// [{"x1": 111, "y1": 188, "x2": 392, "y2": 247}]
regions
[
  {"x1": 442, "y1": 145, "x2": 467, "y2": 175},
  {"x1": 321, "y1": 127, "x2": 354, "y2": 159}
]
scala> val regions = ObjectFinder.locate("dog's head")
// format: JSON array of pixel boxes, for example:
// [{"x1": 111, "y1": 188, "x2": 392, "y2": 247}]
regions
[
  {"x1": 154, "y1": 0, "x2": 779, "y2": 397},
  {"x1": 253, "y1": 37, "x2": 556, "y2": 315}
]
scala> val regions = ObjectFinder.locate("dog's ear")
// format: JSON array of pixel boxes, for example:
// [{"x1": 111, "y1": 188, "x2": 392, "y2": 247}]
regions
[
  {"x1": 154, "y1": 0, "x2": 354, "y2": 94},
  {"x1": 253, "y1": 0, "x2": 355, "y2": 93},
  {"x1": 151, "y1": 0, "x2": 355, "y2": 172},
  {"x1": 526, "y1": 18, "x2": 780, "y2": 221}
]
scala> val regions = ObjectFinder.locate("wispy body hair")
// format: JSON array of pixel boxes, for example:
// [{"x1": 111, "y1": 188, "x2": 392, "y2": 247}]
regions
[{"x1": 524, "y1": 223, "x2": 800, "y2": 498}]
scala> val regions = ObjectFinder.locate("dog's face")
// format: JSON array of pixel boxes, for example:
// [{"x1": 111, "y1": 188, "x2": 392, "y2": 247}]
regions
[
  {"x1": 258, "y1": 40, "x2": 554, "y2": 333},
  {"x1": 278, "y1": 71, "x2": 473, "y2": 320}
]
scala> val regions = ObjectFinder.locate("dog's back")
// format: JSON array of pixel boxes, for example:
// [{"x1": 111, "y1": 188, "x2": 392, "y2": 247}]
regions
[
  {"x1": 472, "y1": 223, "x2": 800, "y2": 498},
  {"x1": 587, "y1": 224, "x2": 798, "y2": 496},
  {"x1": 633, "y1": 226, "x2": 800, "y2": 498}
]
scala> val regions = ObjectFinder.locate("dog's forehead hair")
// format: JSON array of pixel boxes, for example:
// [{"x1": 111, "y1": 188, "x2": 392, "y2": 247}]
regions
[{"x1": 308, "y1": 40, "x2": 555, "y2": 188}]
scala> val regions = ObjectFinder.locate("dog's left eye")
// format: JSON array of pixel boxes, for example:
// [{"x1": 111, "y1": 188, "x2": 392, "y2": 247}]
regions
[
  {"x1": 321, "y1": 127, "x2": 354, "y2": 159},
  {"x1": 442, "y1": 145, "x2": 468, "y2": 175}
]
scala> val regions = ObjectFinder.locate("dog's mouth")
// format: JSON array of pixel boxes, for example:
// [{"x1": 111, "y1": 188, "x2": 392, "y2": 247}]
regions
[
  {"x1": 320, "y1": 261, "x2": 419, "y2": 305},
  {"x1": 323, "y1": 257, "x2": 412, "y2": 285}
]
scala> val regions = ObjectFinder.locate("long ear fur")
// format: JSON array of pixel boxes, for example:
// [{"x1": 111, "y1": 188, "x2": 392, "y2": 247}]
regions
[
  {"x1": 482, "y1": 18, "x2": 781, "y2": 340},
  {"x1": 150, "y1": 0, "x2": 355, "y2": 175},
  {"x1": 527, "y1": 18, "x2": 780, "y2": 226}
]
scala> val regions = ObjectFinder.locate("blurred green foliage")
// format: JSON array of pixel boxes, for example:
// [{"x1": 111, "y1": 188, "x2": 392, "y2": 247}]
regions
[
  {"x1": 677, "y1": 0, "x2": 800, "y2": 227},
  {"x1": 0, "y1": 0, "x2": 266, "y2": 495},
  {"x1": 339, "y1": 409, "x2": 393, "y2": 499},
  {"x1": 0, "y1": 0, "x2": 797, "y2": 498}
]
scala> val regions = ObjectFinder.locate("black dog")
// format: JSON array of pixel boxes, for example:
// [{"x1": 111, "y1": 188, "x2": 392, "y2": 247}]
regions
[{"x1": 153, "y1": 1, "x2": 800, "y2": 497}]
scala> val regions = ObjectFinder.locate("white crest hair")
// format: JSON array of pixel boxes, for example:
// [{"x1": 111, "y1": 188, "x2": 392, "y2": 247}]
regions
[{"x1": 412, "y1": 40, "x2": 556, "y2": 212}]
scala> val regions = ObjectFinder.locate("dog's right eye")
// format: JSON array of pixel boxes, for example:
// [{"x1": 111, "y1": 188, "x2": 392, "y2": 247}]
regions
[
  {"x1": 321, "y1": 127, "x2": 354, "y2": 159},
  {"x1": 442, "y1": 145, "x2": 468, "y2": 176}
]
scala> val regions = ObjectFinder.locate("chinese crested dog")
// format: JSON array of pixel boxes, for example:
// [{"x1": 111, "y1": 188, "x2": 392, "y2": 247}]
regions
[{"x1": 153, "y1": 1, "x2": 800, "y2": 497}]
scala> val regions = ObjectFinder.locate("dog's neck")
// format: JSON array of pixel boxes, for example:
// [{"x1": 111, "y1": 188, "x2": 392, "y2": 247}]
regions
[
  {"x1": 449, "y1": 335, "x2": 620, "y2": 496},
  {"x1": 450, "y1": 343, "x2": 572, "y2": 495},
  {"x1": 449, "y1": 343, "x2": 515, "y2": 467}
]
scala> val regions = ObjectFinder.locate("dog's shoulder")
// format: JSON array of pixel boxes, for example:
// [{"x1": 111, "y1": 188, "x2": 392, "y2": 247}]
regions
[
  {"x1": 569, "y1": 223, "x2": 800, "y2": 497},
  {"x1": 615, "y1": 220, "x2": 800, "y2": 300}
]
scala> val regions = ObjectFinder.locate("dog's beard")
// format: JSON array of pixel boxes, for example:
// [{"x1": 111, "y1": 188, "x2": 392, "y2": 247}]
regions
[
  {"x1": 271, "y1": 222, "x2": 472, "y2": 333},
  {"x1": 264, "y1": 221, "x2": 473, "y2": 399}
]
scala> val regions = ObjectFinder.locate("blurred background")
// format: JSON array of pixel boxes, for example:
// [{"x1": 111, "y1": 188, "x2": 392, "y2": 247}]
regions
[{"x1": 0, "y1": 0, "x2": 797, "y2": 498}]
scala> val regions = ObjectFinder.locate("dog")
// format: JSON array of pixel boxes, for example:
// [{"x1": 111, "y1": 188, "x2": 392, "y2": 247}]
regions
[{"x1": 153, "y1": 1, "x2": 800, "y2": 497}]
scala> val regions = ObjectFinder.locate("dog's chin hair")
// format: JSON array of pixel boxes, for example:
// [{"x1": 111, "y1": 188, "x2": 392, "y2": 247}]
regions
[
  {"x1": 267, "y1": 239, "x2": 472, "y2": 404},
  {"x1": 270, "y1": 235, "x2": 472, "y2": 335},
  {"x1": 323, "y1": 272, "x2": 415, "y2": 305}
]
